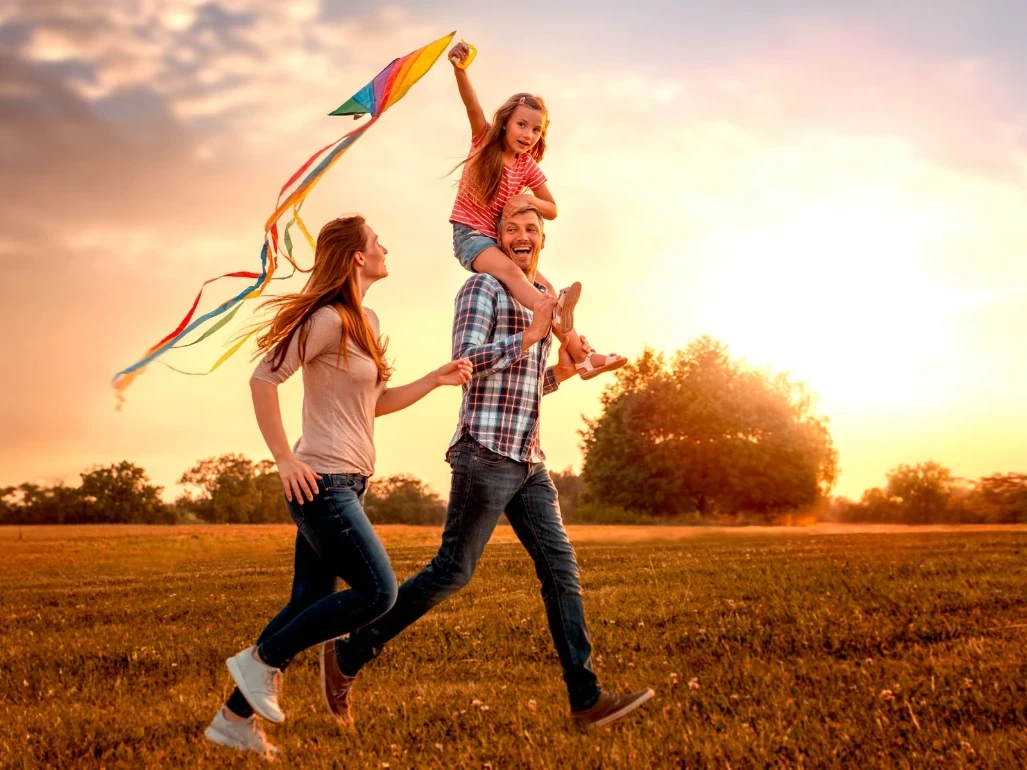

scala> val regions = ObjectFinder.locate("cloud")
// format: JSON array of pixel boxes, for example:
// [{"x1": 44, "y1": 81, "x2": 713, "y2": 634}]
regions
[
  {"x1": 1, "y1": 2, "x2": 1025, "y2": 501},
  {"x1": 0, "y1": 2, "x2": 469, "y2": 493},
  {"x1": 543, "y1": 20, "x2": 1026, "y2": 187}
]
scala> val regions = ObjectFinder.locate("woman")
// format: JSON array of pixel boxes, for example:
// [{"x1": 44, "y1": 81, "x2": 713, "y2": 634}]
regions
[{"x1": 204, "y1": 215, "x2": 471, "y2": 757}]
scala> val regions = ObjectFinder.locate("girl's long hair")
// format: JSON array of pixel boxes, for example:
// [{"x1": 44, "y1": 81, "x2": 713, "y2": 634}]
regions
[
  {"x1": 453, "y1": 92, "x2": 548, "y2": 206},
  {"x1": 253, "y1": 215, "x2": 391, "y2": 383}
]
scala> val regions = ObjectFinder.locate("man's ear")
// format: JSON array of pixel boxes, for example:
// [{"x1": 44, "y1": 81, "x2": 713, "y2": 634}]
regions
[{"x1": 539, "y1": 232, "x2": 546, "y2": 249}]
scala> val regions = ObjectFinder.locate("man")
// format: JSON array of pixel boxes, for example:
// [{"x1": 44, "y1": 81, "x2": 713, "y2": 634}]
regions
[{"x1": 325, "y1": 204, "x2": 654, "y2": 726}]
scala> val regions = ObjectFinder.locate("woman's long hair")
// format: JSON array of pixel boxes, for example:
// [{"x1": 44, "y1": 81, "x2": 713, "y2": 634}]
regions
[
  {"x1": 253, "y1": 215, "x2": 391, "y2": 383},
  {"x1": 452, "y1": 92, "x2": 548, "y2": 206}
]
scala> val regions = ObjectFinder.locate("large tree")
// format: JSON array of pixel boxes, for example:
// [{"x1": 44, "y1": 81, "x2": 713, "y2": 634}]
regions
[
  {"x1": 0, "y1": 463, "x2": 169, "y2": 524},
  {"x1": 549, "y1": 468, "x2": 585, "y2": 521},
  {"x1": 967, "y1": 473, "x2": 1027, "y2": 524},
  {"x1": 581, "y1": 337, "x2": 837, "y2": 519},
  {"x1": 883, "y1": 462, "x2": 955, "y2": 524},
  {"x1": 179, "y1": 454, "x2": 289, "y2": 524},
  {"x1": 364, "y1": 475, "x2": 446, "y2": 525},
  {"x1": 7, "y1": 482, "x2": 83, "y2": 524},
  {"x1": 838, "y1": 462, "x2": 971, "y2": 524},
  {"x1": 78, "y1": 461, "x2": 171, "y2": 524}
]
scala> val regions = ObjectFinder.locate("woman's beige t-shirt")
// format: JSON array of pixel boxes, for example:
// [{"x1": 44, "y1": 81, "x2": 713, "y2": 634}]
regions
[{"x1": 251, "y1": 306, "x2": 388, "y2": 476}]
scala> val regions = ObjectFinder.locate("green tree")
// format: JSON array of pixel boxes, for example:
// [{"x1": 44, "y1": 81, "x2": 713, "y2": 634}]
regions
[
  {"x1": 854, "y1": 486, "x2": 904, "y2": 523},
  {"x1": 843, "y1": 462, "x2": 967, "y2": 524},
  {"x1": 885, "y1": 462, "x2": 954, "y2": 524},
  {"x1": 966, "y1": 473, "x2": 1027, "y2": 524},
  {"x1": 581, "y1": 338, "x2": 837, "y2": 519},
  {"x1": 364, "y1": 475, "x2": 446, "y2": 525},
  {"x1": 78, "y1": 461, "x2": 171, "y2": 524},
  {"x1": 550, "y1": 468, "x2": 585, "y2": 521},
  {"x1": 179, "y1": 454, "x2": 261, "y2": 523},
  {"x1": 0, "y1": 486, "x2": 19, "y2": 525},
  {"x1": 14, "y1": 482, "x2": 83, "y2": 524},
  {"x1": 252, "y1": 460, "x2": 290, "y2": 523}
]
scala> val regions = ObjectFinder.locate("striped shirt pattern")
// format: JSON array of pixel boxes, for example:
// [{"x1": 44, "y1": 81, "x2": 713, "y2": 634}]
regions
[
  {"x1": 449, "y1": 126, "x2": 548, "y2": 240},
  {"x1": 449, "y1": 273, "x2": 559, "y2": 463}
]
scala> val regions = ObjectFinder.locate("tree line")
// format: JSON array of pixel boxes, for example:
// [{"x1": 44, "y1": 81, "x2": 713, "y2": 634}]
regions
[
  {"x1": 829, "y1": 462, "x2": 1027, "y2": 525},
  {"x1": 3, "y1": 338, "x2": 1023, "y2": 526},
  {"x1": 0, "y1": 458, "x2": 448, "y2": 526}
]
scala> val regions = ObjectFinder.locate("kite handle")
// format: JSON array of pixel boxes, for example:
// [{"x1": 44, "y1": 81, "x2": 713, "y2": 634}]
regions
[{"x1": 449, "y1": 40, "x2": 477, "y2": 69}]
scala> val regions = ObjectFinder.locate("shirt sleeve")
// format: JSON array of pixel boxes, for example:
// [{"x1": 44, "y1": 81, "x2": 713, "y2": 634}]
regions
[
  {"x1": 542, "y1": 366, "x2": 559, "y2": 396},
  {"x1": 471, "y1": 122, "x2": 491, "y2": 148},
  {"x1": 453, "y1": 276, "x2": 528, "y2": 378},
  {"x1": 523, "y1": 155, "x2": 548, "y2": 190},
  {"x1": 251, "y1": 308, "x2": 339, "y2": 385}
]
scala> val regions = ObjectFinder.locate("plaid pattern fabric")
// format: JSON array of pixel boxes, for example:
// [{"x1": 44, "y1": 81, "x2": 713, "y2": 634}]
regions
[{"x1": 448, "y1": 273, "x2": 559, "y2": 463}]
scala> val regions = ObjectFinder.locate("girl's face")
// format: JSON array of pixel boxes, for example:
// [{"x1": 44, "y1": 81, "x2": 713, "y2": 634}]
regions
[{"x1": 503, "y1": 105, "x2": 546, "y2": 155}]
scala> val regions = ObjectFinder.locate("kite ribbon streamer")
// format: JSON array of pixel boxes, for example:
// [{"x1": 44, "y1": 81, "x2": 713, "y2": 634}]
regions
[{"x1": 112, "y1": 31, "x2": 456, "y2": 399}]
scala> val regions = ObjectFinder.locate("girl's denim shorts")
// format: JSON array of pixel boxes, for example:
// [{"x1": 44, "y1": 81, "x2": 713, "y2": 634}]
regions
[{"x1": 453, "y1": 223, "x2": 498, "y2": 272}]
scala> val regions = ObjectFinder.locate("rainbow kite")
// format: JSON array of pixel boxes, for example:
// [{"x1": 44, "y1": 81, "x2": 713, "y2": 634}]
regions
[{"x1": 112, "y1": 31, "x2": 457, "y2": 400}]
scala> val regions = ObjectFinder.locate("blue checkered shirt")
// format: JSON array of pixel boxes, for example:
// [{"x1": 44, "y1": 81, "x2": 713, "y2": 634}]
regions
[{"x1": 448, "y1": 273, "x2": 559, "y2": 463}]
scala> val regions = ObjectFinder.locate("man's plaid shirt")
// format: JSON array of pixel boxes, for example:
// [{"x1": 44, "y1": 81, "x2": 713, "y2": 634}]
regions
[{"x1": 448, "y1": 273, "x2": 559, "y2": 463}]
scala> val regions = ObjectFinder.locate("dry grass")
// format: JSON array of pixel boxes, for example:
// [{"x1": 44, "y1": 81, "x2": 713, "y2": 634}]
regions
[{"x1": 2, "y1": 525, "x2": 1026, "y2": 768}]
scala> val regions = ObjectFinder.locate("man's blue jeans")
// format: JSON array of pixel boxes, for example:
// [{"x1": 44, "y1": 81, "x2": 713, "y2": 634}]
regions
[{"x1": 339, "y1": 436, "x2": 601, "y2": 711}]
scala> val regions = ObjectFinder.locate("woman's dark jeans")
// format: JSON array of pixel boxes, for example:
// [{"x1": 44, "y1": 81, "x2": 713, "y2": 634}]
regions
[{"x1": 226, "y1": 473, "x2": 397, "y2": 718}]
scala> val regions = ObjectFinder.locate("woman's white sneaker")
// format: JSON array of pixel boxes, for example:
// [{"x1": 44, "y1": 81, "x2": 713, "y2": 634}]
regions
[
  {"x1": 226, "y1": 646, "x2": 285, "y2": 723},
  {"x1": 204, "y1": 708, "x2": 279, "y2": 758}
]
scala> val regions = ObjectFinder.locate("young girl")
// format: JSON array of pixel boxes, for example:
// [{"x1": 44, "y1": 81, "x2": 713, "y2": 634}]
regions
[{"x1": 447, "y1": 41, "x2": 624, "y2": 380}]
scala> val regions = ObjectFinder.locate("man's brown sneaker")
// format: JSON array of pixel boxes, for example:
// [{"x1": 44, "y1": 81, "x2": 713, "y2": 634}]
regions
[
  {"x1": 571, "y1": 688, "x2": 655, "y2": 727},
  {"x1": 320, "y1": 640, "x2": 356, "y2": 724}
]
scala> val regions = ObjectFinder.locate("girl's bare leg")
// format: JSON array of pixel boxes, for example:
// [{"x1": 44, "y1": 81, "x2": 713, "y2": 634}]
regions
[
  {"x1": 471, "y1": 247, "x2": 545, "y2": 309},
  {"x1": 472, "y1": 251, "x2": 624, "y2": 376}
]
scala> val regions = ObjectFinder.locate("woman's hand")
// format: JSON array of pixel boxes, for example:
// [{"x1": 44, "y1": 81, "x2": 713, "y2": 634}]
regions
[
  {"x1": 434, "y1": 358, "x2": 473, "y2": 386},
  {"x1": 277, "y1": 454, "x2": 322, "y2": 504},
  {"x1": 448, "y1": 41, "x2": 472, "y2": 67}
]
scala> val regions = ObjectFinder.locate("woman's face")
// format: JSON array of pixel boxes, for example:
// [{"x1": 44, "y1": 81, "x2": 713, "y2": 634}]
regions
[{"x1": 359, "y1": 224, "x2": 388, "y2": 281}]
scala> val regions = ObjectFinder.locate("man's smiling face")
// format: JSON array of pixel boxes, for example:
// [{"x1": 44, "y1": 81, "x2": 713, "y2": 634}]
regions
[{"x1": 498, "y1": 207, "x2": 545, "y2": 273}]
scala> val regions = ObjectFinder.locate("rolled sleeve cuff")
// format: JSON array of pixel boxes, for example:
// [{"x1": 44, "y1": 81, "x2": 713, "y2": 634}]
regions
[
  {"x1": 497, "y1": 331, "x2": 529, "y2": 369},
  {"x1": 542, "y1": 366, "x2": 559, "y2": 395},
  {"x1": 469, "y1": 331, "x2": 528, "y2": 378}
]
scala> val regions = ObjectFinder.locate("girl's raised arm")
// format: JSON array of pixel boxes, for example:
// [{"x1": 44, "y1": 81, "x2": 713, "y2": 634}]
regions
[{"x1": 449, "y1": 41, "x2": 487, "y2": 138}]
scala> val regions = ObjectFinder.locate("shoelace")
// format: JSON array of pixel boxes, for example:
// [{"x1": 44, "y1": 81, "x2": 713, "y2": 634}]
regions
[
  {"x1": 333, "y1": 674, "x2": 355, "y2": 699},
  {"x1": 267, "y1": 669, "x2": 283, "y2": 697}
]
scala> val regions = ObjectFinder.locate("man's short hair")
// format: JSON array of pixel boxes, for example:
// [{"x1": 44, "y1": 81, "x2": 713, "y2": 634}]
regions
[{"x1": 497, "y1": 204, "x2": 545, "y2": 235}]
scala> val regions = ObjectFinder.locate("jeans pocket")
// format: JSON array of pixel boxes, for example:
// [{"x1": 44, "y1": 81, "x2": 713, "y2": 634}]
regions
[
  {"x1": 448, "y1": 446, "x2": 466, "y2": 468},
  {"x1": 286, "y1": 496, "x2": 306, "y2": 527},
  {"x1": 475, "y1": 443, "x2": 508, "y2": 466}
]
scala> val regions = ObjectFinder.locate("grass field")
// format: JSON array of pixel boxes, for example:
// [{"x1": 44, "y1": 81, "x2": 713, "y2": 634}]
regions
[{"x1": 2, "y1": 524, "x2": 1026, "y2": 768}]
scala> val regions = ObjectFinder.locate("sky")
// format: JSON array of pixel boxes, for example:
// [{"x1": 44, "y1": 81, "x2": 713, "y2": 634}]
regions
[{"x1": 2, "y1": 0, "x2": 1025, "y2": 503}]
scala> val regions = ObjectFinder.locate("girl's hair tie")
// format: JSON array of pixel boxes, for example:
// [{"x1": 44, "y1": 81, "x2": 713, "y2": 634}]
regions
[{"x1": 518, "y1": 97, "x2": 525, "y2": 105}]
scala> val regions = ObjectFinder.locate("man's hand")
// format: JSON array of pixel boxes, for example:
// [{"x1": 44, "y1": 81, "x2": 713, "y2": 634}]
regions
[
  {"x1": 553, "y1": 343, "x2": 578, "y2": 383},
  {"x1": 523, "y1": 293, "x2": 557, "y2": 349}
]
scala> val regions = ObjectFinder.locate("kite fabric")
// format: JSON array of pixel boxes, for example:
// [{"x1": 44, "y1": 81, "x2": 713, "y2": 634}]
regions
[{"x1": 111, "y1": 30, "x2": 457, "y2": 400}]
